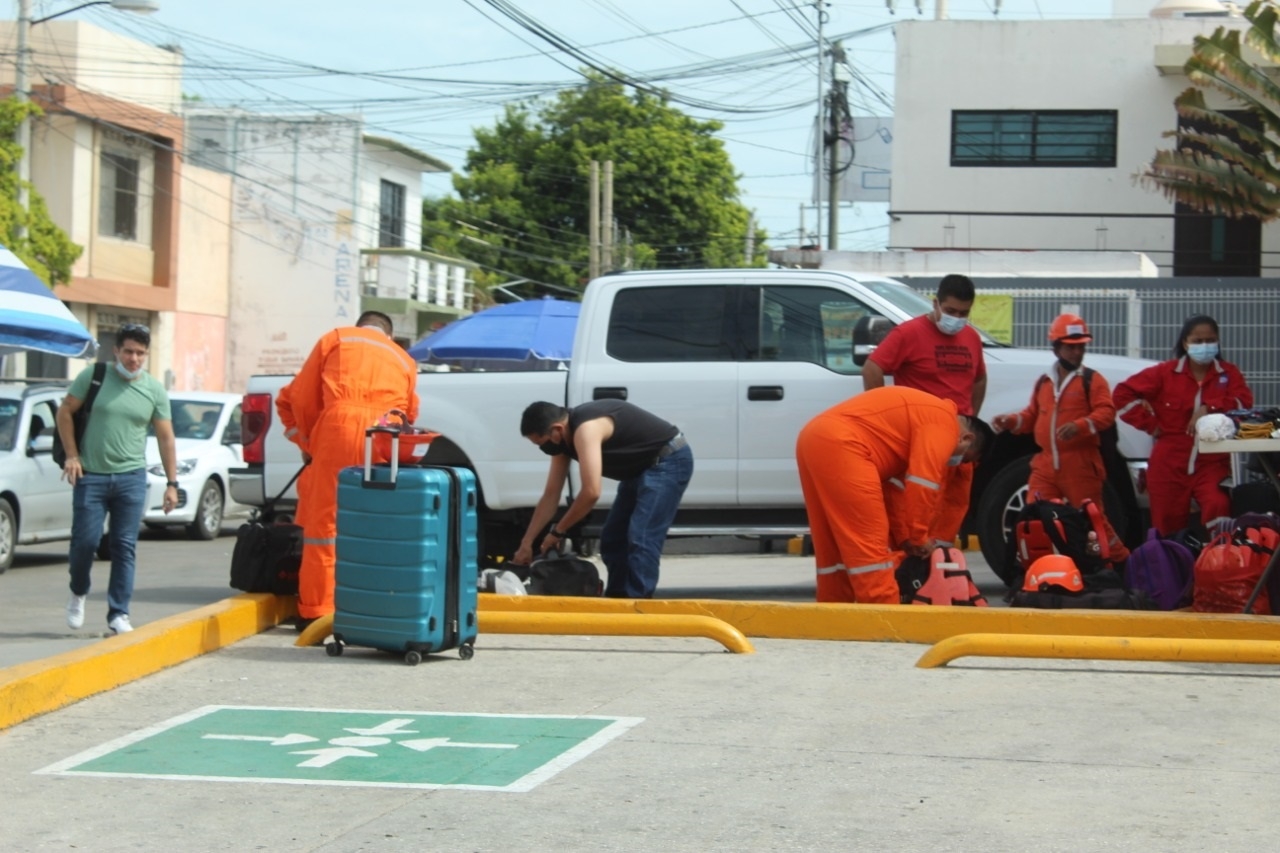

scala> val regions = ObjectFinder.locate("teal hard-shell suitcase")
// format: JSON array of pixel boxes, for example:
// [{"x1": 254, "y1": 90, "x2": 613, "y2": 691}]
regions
[{"x1": 329, "y1": 430, "x2": 478, "y2": 664}]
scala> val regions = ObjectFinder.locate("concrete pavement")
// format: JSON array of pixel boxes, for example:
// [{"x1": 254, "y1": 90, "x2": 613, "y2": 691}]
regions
[{"x1": 4, "y1": 536, "x2": 1280, "y2": 849}]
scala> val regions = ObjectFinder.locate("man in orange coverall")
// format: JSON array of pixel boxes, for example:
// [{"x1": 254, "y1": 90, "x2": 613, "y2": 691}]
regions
[
  {"x1": 796, "y1": 386, "x2": 990, "y2": 603},
  {"x1": 278, "y1": 310, "x2": 419, "y2": 627},
  {"x1": 992, "y1": 314, "x2": 1129, "y2": 564}
]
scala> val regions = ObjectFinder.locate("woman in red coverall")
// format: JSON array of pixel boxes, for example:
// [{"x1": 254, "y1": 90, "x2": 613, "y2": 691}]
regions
[{"x1": 1113, "y1": 315, "x2": 1252, "y2": 536}]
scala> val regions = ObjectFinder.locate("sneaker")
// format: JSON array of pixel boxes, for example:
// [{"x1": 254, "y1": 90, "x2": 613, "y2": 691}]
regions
[
  {"x1": 66, "y1": 594, "x2": 86, "y2": 629},
  {"x1": 108, "y1": 614, "x2": 133, "y2": 635}
]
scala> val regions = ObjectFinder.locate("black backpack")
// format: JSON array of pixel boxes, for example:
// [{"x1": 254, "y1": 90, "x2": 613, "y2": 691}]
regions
[
  {"x1": 527, "y1": 550, "x2": 604, "y2": 596},
  {"x1": 53, "y1": 362, "x2": 107, "y2": 468}
]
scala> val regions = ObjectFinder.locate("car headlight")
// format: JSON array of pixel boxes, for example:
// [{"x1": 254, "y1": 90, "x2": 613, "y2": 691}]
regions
[{"x1": 149, "y1": 459, "x2": 197, "y2": 478}]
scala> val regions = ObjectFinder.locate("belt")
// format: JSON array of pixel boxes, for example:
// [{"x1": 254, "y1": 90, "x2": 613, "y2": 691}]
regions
[{"x1": 654, "y1": 433, "x2": 688, "y2": 463}]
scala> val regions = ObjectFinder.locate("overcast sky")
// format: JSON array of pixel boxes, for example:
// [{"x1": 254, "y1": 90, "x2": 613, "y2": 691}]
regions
[{"x1": 53, "y1": 0, "x2": 1149, "y2": 252}]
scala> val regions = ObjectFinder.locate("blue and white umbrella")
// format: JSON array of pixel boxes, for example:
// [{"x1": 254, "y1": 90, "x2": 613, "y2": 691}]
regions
[{"x1": 0, "y1": 245, "x2": 96, "y2": 358}]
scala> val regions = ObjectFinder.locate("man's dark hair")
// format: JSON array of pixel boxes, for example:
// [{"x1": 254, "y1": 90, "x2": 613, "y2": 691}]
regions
[
  {"x1": 357, "y1": 310, "x2": 394, "y2": 335},
  {"x1": 960, "y1": 414, "x2": 995, "y2": 462},
  {"x1": 116, "y1": 323, "x2": 150, "y2": 348},
  {"x1": 1173, "y1": 314, "x2": 1221, "y2": 358},
  {"x1": 521, "y1": 401, "x2": 568, "y2": 437},
  {"x1": 937, "y1": 274, "x2": 976, "y2": 304}
]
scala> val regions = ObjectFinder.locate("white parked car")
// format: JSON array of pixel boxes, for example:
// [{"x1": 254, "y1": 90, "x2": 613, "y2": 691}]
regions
[
  {"x1": 0, "y1": 382, "x2": 73, "y2": 572},
  {"x1": 144, "y1": 392, "x2": 253, "y2": 539}
]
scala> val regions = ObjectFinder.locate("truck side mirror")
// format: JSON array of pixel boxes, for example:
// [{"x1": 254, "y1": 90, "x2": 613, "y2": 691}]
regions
[{"x1": 852, "y1": 316, "x2": 893, "y2": 367}]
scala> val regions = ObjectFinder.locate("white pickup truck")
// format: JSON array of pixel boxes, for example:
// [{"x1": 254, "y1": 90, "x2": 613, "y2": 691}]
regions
[{"x1": 229, "y1": 268, "x2": 1155, "y2": 570}]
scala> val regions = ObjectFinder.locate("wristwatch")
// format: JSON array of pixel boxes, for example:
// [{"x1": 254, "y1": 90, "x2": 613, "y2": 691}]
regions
[
  {"x1": 166, "y1": 480, "x2": 179, "y2": 489},
  {"x1": 548, "y1": 527, "x2": 565, "y2": 539}
]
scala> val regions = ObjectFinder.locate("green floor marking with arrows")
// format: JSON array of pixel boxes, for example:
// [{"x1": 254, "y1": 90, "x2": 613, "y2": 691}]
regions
[{"x1": 37, "y1": 705, "x2": 644, "y2": 792}]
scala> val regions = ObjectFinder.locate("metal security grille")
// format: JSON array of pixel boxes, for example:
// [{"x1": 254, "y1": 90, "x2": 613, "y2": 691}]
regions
[{"x1": 912, "y1": 278, "x2": 1280, "y2": 406}]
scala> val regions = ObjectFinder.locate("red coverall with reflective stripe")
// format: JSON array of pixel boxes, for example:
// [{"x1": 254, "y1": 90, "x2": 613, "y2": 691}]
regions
[
  {"x1": 1005, "y1": 367, "x2": 1128, "y2": 562},
  {"x1": 1114, "y1": 356, "x2": 1252, "y2": 535},
  {"x1": 278, "y1": 327, "x2": 420, "y2": 618},
  {"x1": 796, "y1": 386, "x2": 959, "y2": 604}
]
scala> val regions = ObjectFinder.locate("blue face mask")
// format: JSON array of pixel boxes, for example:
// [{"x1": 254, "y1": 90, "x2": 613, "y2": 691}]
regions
[
  {"x1": 1187, "y1": 343, "x2": 1219, "y2": 365},
  {"x1": 114, "y1": 359, "x2": 143, "y2": 380},
  {"x1": 936, "y1": 314, "x2": 968, "y2": 336}
]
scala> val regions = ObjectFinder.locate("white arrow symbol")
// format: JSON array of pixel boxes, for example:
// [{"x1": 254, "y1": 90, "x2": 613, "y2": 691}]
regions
[
  {"x1": 399, "y1": 737, "x2": 518, "y2": 752},
  {"x1": 289, "y1": 747, "x2": 378, "y2": 768},
  {"x1": 202, "y1": 733, "x2": 319, "y2": 746},
  {"x1": 344, "y1": 719, "x2": 419, "y2": 736}
]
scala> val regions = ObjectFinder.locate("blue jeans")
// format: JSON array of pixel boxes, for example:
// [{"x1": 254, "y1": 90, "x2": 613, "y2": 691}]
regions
[
  {"x1": 600, "y1": 444, "x2": 693, "y2": 599},
  {"x1": 69, "y1": 469, "x2": 147, "y2": 622}
]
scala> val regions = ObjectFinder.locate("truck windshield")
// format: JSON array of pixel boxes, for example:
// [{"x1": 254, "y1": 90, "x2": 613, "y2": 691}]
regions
[{"x1": 859, "y1": 279, "x2": 999, "y2": 346}]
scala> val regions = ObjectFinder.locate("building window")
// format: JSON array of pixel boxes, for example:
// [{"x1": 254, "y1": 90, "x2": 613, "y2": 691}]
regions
[
  {"x1": 951, "y1": 110, "x2": 1118, "y2": 167},
  {"x1": 379, "y1": 180, "x2": 405, "y2": 248},
  {"x1": 99, "y1": 152, "x2": 140, "y2": 240}
]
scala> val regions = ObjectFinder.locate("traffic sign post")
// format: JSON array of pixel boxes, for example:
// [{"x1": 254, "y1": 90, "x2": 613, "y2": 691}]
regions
[{"x1": 38, "y1": 705, "x2": 643, "y2": 792}]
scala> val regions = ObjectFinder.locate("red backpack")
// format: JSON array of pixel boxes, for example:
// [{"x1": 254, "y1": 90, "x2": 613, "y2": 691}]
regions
[
  {"x1": 1192, "y1": 527, "x2": 1279, "y2": 614},
  {"x1": 896, "y1": 547, "x2": 988, "y2": 606}
]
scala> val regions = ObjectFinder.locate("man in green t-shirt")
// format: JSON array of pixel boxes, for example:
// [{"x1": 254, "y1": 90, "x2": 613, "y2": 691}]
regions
[{"x1": 55, "y1": 323, "x2": 179, "y2": 634}]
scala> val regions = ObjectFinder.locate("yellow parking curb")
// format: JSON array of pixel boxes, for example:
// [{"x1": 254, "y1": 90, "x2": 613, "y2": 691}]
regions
[
  {"x1": 479, "y1": 595, "x2": 1280, "y2": 644},
  {"x1": 480, "y1": 610, "x2": 754, "y2": 653},
  {"x1": 916, "y1": 632, "x2": 1280, "y2": 669},
  {"x1": 0, "y1": 593, "x2": 295, "y2": 732}
]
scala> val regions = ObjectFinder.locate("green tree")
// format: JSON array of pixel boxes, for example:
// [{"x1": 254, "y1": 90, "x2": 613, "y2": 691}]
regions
[
  {"x1": 1141, "y1": 1, "x2": 1280, "y2": 219},
  {"x1": 423, "y1": 76, "x2": 766, "y2": 289},
  {"x1": 0, "y1": 98, "x2": 83, "y2": 284}
]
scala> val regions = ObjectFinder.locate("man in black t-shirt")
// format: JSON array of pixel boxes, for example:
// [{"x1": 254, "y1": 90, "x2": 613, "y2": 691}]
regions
[{"x1": 514, "y1": 400, "x2": 694, "y2": 598}]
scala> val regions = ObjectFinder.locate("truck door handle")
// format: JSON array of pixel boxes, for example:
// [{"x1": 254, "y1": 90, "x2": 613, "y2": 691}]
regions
[
  {"x1": 748, "y1": 386, "x2": 784, "y2": 401},
  {"x1": 594, "y1": 387, "x2": 627, "y2": 400}
]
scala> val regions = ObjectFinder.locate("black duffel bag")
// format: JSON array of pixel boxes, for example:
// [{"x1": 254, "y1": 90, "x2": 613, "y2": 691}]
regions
[
  {"x1": 230, "y1": 520, "x2": 303, "y2": 595},
  {"x1": 527, "y1": 549, "x2": 604, "y2": 597}
]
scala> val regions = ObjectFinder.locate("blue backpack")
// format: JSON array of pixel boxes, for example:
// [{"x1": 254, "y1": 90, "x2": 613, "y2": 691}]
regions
[{"x1": 1123, "y1": 529, "x2": 1195, "y2": 610}]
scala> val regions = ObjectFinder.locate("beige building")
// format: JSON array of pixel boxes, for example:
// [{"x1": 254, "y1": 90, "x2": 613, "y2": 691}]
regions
[{"x1": 0, "y1": 18, "x2": 234, "y2": 389}]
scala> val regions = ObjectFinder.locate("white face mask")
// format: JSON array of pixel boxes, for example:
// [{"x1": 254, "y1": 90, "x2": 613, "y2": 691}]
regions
[
  {"x1": 1186, "y1": 343, "x2": 1219, "y2": 365},
  {"x1": 947, "y1": 453, "x2": 965, "y2": 467},
  {"x1": 115, "y1": 359, "x2": 144, "y2": 380},
  {"x1": 936, "y1": 314, "x2": 968, "y2": 336}
]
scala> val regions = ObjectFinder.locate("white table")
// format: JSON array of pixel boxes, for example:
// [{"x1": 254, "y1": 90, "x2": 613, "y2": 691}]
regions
[{"x1": 1198, "y1": 436, "x2": 1280, "y2": 497}]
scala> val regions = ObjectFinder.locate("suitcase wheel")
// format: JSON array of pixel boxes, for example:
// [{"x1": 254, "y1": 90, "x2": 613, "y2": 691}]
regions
[
  {"x1": 404, "y1": 650, "x2": 423, "y2": 666},
  {"x1": 325, "y1": 637, "x2": 344, "y2": 657},
  {"x1": 459, "y1": 643, "x2": 475, "y2": 661}
]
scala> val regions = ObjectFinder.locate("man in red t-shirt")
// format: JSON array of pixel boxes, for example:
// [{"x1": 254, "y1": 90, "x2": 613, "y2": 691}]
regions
[{"x1": 863, "y1": 274, "x2": 987, "y2": 547}]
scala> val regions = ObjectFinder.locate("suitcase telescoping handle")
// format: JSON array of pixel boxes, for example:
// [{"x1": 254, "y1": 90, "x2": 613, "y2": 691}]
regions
[{"x1": 363, "y1": 425, "x2": 400, "y2": 490}]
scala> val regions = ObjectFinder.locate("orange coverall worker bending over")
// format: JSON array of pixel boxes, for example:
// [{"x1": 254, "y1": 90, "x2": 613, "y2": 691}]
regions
[
  {"x1": 796, "y1": 386, "x2": 987, "y2": 604},
  {"x1": 278, "y1": 310, "x2": 419, "y2": 623},
  {"x1": 992, "y1": 314, "x2": 1130, "y2": 564}
]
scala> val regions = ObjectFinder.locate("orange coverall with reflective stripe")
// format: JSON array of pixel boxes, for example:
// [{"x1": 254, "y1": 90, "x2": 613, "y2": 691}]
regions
[
  {"x1": 1005, "y1": 367, "x2": 1129, "y2": 562},
  {"x1": 278, "y1": 327, "x2": 420, "y2": 618},
  {"x1": 796, "y1": 386, "x2": 960, "y2": 604}
]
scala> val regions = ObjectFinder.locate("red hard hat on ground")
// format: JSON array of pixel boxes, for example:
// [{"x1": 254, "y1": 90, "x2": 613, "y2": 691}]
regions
[
  {"x1": 1048, "y1": 313, "x2": 1092, "y2": 344},
  {"x1": 1023, "y1": 553, "x2": 1084, "y2": 592}
]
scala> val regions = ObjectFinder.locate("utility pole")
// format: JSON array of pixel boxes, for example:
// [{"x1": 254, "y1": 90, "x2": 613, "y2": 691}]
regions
[
  {"x1": 602, "y1": 159, "x2": 614, "y2": 273},
  {"x1": 827, "y1": 41, "x2": 848, "y2": 252},
  {"x1": 589, "y1": 160, "x2": 600, "y2": 280},
  {"x1": 814, "y1": 0, "x2": 825, "y2": 249},
  {"x1": 15, "y1": 0, "x2": 32, "y2": 239},
  {"x1": 744, "y1": 211, "x2": 756, "y2": 265}
]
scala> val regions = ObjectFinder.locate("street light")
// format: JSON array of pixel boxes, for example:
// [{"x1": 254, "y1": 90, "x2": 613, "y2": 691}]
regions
[{"x1": 14, "y1": 0, "x2": 160, "y2": 237}]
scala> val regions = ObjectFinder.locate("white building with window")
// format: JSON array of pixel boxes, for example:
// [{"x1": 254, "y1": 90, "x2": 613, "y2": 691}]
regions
[
  {"x1": 185, "y1": 113, "x2": 470, "y2": 390},
  {"x1": 889, "y1": 4, "x2": 1271, "y2": 277}
]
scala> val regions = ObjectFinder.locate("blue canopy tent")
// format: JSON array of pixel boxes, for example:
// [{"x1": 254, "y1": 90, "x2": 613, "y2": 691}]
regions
[
  {"x1": 408, "y1": 298, "x2": 579, "y2": 371},
  {"x1": 0, "y1": 245, "x2": 96, "y2": 359}
]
